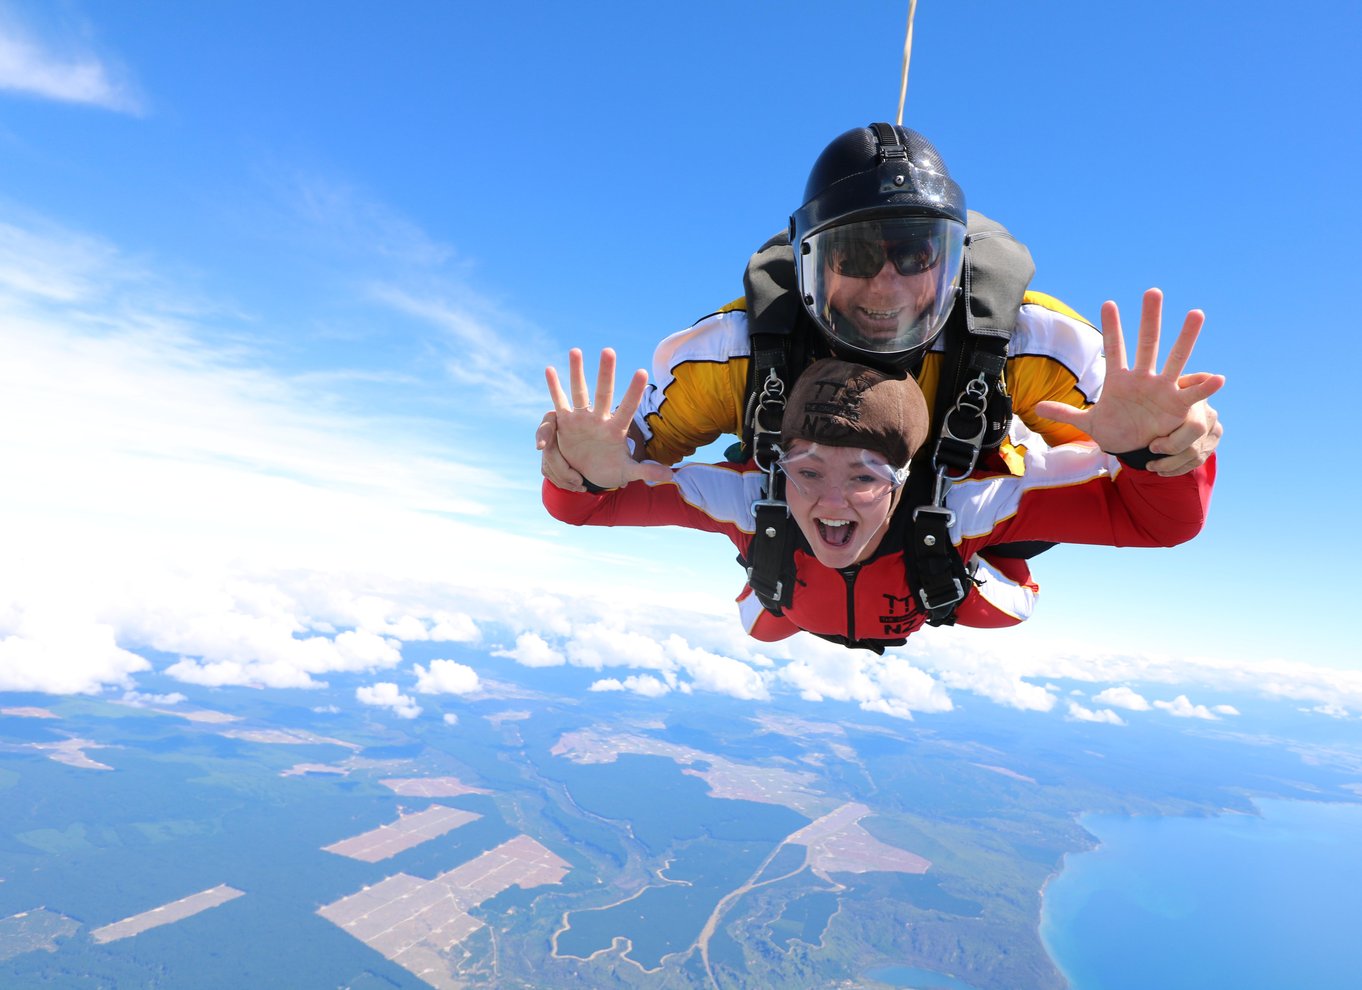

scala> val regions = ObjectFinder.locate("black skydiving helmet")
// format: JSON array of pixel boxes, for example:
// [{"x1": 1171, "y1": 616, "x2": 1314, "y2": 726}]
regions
[{"x1": 791, "y1": 124, "x2": 967, "y2": 369}]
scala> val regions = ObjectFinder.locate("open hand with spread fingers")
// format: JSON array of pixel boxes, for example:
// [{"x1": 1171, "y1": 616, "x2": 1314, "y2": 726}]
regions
[
  {"x1": 1036, "y1": 289, "x2": 1225, "y2": 458},
  {"x1": 543, "y1": 348, "x2": 673, "y2": 491}
]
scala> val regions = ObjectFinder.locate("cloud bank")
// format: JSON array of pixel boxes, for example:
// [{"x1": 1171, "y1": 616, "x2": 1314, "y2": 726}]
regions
[{"x1": 2, "y1": 206, "x2": 1358, "y2": 731}]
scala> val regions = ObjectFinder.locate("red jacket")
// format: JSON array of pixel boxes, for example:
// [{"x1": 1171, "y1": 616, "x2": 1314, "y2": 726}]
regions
[{"x1": 543, "y1": 438, "x2": 1215, "y2": 649}]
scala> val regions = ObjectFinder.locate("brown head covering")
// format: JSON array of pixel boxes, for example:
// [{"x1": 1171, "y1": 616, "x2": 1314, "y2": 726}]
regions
[{"x1": 779, "y1": 358, "x2": 930, "y2": 468}]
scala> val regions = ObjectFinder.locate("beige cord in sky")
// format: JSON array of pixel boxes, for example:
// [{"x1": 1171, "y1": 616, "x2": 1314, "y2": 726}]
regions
[{"x1": 896, "y1": 0, "x2": 918, "y2": 125}]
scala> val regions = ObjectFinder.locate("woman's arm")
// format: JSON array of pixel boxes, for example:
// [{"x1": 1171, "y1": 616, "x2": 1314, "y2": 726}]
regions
[
  {"x1": 954, "y1": 442, "x2": 1215, "y2": 552},
  {"x1": 541, "y1": 347, "x2": 762, "y2": 543}
]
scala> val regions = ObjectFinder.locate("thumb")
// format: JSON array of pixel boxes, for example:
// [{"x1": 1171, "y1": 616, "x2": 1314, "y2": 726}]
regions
[
  {"x1": 629, "y1": 461, "x2": 675, "y2": 486},
  {"x1": 535, "y1": 411, "x2": 558, "y2": 450},
  {"x1": 1034, "y1": 400, "x2": 1088, "y2": 429},
  {"x1": 1176, "y1": 372, "x2": 1226, "y2": 403}
]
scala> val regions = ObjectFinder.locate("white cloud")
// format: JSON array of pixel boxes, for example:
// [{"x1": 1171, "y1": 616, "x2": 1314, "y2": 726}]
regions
[
  {"x1": 664, "y1": 635, "x2": 769, "y2": 701},
  {"x1": 564, "y1": 623, "x2": 672, "y2": 672},
  {"x1": 1067, "y1": 701, "x2": 1126, "y2": 725},
  {"x1": 413, "y1": 659, "x2": 480, "y2": 696},
  {"x1": 0, "y1": 217, "x2": 129, "y2": 303},
  {"x1": 1307, "y1": 703, "x2": 1352, "y2": 719},
  {"x1": 1093, "y1": 686, "x2": 1151, "y2": 711},
  {"x1": 590, "y1": 675, "x2": 670, "y2": 698},
  {"x1": 872, "y1": 656, "x2": 953, "y2": 715},
  {"x1": 624, "y1": 675, "x2": 670, "y2": 699},
  {"x1": 356, "y1": 682, "x2": 421, "y2": 719},
  {"x1": 121, "y1": 690, "x2": 187, "y2": 707},
  {"x1": 285, "y1": 174, "x2": 453, "y2": 270},
  {"x1": 1154, "y1": 694, "x2": 1219, "y2": 720},
  {"x1": 778, "y1": 647, "x2": 882, "y2": 706},
  {"x1": 369, "y1": 285, "x2": 546, "y2": 412},
  {"x1": 927, "y1": 654, "x2": 1056, "y2": 712},
  {"x1": 495, "y1": 623, "x2": 770, "y2": 703},
  {"x1": 442, "y1": 713, "x2": 459, "y2": 725},
  {"x1": 910, "y1": 624, "x2": 1362, "y2": 721},
  {"x1": 494, "y1": 632, "x2": 566, "y2": 668},
  {"x1": 0, "y1": 603, "x2": 148, "y2": 695},
  {"x1": 153, "y1": 612, "x2": 402, "y2": 690},
  {"x1": 429, "y1": 613, "x2": 480, "y2": 642},
  {"x1": 0, "y1": 212, "x2": 727, "y2": 696},
  {"x1": 0, "y1": 11, "x2": 142, "y2": 113},
  {"x1": 773, "y1": 641, "x2": 951, "y2": 719},
  {"x1": 258, "y1": 170, "x2": 549, "y2": 414},
  {"x1": 1211, "y1": 704, "x2": 1240, "y2": 716}
]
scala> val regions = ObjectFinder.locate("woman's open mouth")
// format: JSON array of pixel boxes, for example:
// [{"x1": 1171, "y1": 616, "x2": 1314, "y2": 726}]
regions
[{"x1": 816, "y1": 518, "x2": 856, "y2": 548}]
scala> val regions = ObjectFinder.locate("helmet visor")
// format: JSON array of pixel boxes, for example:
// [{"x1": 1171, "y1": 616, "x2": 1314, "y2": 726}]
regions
[{"x1": 800, "y1": 217, "x2": 966, "y2": 360}]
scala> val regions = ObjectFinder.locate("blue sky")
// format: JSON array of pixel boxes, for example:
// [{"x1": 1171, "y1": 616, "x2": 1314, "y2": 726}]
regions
[{"x1": 2, "y1": 1, "x2": 1360, "y2": 723}]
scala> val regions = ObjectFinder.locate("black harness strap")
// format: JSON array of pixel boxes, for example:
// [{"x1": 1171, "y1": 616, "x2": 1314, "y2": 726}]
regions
[
  {"x1": 902, "y1": 455, "x2": 976, "y2": 627},
  {"x1": 808, "y1": 631, "x2": 902, "y2": 656},
  {"x1": 743, "y1": 356, "x2": 797, "y2": 613},
  {"x1": 906, "y1": 224, "x2": 1018, "y2": 626},
  {"x1": 745, "y1": 493, "x2": 796, "y2": 613},
  {"x1": 738, "y1": 232, "x2": 813, "y2": 614}
]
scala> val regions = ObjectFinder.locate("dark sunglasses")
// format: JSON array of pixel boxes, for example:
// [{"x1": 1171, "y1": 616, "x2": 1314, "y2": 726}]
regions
[{"x1": 825, "y1": 232, "x2": 944, "y2": 278}]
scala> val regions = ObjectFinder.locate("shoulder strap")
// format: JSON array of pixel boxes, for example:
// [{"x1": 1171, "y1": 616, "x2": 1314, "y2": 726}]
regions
[
  {"x1": 933, "y1": 210, "x2": 1034, "y2": 463},
  {"x1": 912, "y1": 212, "x2": 1035, "y2": 622},
  {"x1": 739, "y1": 230, "x2": 809, "y2": 465},
  {"x1": 738, "y1": 232, "x2": 804, "y2": 614}
]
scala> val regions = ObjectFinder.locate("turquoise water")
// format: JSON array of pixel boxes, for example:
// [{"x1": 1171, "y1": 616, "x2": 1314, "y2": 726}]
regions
[{"x1": 1040, "y1": 799, "x2": 1362, "y2": 990}]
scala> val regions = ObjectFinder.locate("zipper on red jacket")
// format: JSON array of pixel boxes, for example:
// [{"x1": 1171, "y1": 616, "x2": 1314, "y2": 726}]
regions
[{"x1": 839, "y1": 566, "x2": 860, "y2": 642}]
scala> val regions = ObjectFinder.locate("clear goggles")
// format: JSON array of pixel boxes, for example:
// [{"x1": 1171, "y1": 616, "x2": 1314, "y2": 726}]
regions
[
  {"x1": 798, "y1": 216, "x2": 966, "y2": 358},
  {"x1": 777, "y1": 446, "x2": 909, "y2": 506}
]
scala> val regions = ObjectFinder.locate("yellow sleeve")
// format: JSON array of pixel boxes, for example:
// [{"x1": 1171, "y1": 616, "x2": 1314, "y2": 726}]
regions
[
  {"x1": 1007, "y1": 355, "x2": 1093, "y2": 447},
  {"x1": 639, "y1": 302, "x2": 752, "y2": 465},
  {"x1": 641, "y1": 356, "x2": 751, "y2": 464},
  {"x1": 1008, "y1": 290, "x2": 1102, "y2": 447}
]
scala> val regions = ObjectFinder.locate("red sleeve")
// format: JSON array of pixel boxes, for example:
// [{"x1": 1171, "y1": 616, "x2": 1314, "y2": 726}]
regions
[
  {"x1": 965, "y1": 453, "x2": 1216, "y2": 554},
  {"x1": 541, "y1": 469, "x2": 754, "y2": 544}
]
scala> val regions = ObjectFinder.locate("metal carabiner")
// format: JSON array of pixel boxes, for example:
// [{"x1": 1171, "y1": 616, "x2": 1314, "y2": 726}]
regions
[
  {"x1": 752, "y1": 368, "x2": 786, "y2": 472},
  {"x1": 933, "y1": 373, "x2": 991, "y2": 485}
]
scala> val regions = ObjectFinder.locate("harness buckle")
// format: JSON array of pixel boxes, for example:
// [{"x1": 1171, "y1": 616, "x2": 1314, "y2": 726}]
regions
[
  {"x1": 933, "y1": 373, "x2": 990, "y2": 482},
  {"x1": 912, "y1": 504, "x2": 956, "y2": 529},
  {"x1": 751, "y1": 497, "x2": 790, "y2": 518},
  {"x1": 911, "y1": 504, "x2": 966, "y2": 613},
  {"x1": 917, "y1": 577, "x2": 966, "y2": 611}
]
